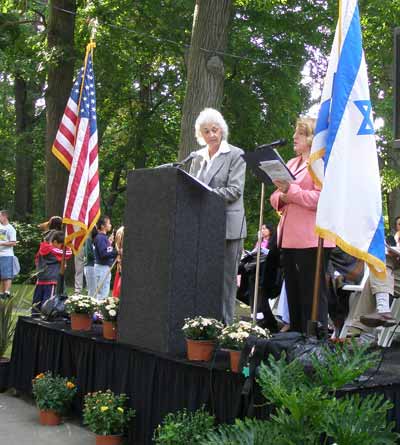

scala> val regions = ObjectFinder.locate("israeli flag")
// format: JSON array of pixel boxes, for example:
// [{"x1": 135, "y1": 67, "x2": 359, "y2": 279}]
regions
[{"x1": 308, "y1": 0, "x2": 386, "y2": 277}]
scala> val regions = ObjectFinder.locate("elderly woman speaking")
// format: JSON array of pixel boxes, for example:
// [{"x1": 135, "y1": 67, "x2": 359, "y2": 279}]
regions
[{"x1": 189, "y1": 108, "x2": 247, "y2": 325}]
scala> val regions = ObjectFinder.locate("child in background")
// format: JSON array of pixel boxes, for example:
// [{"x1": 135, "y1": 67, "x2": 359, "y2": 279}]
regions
[
  {"x1": 84, "y1": 231, "x2": 96, "y2": 297},
  {"x1": 112, "y1": 226, "x2": 124, "y2": 298},
  {"x1": 32, "y1": 230, "x2": 72, "y2": 314}
]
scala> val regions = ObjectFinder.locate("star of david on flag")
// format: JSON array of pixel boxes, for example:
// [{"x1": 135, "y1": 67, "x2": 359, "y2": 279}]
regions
[{"x1": 308, "y1": 0, "x2": 386, "y2": 277}]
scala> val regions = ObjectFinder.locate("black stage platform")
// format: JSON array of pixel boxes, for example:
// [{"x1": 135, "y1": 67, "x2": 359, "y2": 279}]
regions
[{"x1": 8, "y1": 317, "x2": 400, "y2": 444}]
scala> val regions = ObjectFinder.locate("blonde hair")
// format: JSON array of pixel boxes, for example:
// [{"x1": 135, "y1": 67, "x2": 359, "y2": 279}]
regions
[
  {"x1": 296, "y1": 117, "x2": 316, "y2": 147},
  {"x1": 115, "y1": 226, "x2": 124, "y2": 254}
]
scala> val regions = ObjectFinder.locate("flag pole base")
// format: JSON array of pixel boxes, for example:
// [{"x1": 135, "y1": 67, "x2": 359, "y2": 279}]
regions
[{"x1": 306, "y1": 320, "x2": 326, "y2": 338}]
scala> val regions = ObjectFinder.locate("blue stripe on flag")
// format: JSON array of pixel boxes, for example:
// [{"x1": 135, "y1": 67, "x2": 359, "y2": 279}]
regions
[
  {"x1": 368, "y1": 215, "x2": 386, "y2": 263},
  {"x1": 324, "y1": 4, "x2": 362, "y2": 168},
  {"x1": 315, "y1": 99, "x2": 331, "y2": 135}
]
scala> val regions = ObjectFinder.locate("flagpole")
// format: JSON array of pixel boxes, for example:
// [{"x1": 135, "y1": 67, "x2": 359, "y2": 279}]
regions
[
  {"x1": 338, "y1": 0, "x2": 342, "y2": 52},
  {"x1": 252, "y1": 183, "x2": 265, "y2": 325},
  {"x1": 306, "y1": 1, "x2": 344, "y2": 337},
  {"x1": 56, "y1": 40, "x2": 96, "y2": 296},
  {"x1": 307, "y1": 237, "x2": 324, "y2": 337},
  {"x1": 77, "y1": 42, "x2": 96, "y2": 122}
]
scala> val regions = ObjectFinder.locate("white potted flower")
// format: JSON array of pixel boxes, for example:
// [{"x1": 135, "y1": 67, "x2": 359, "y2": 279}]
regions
[
  {"x1": 182, "y1": 316, "x2": 223, "y2": 362},
  {"x1": 98, "y1": 297, "x2": 119, "y2": 340},
  {"x1": 218, "y1": 321, "x2": 270, "y2": 372},
  {"x1": 65, "y1": 295, "x2": 98, "y2": 331}
]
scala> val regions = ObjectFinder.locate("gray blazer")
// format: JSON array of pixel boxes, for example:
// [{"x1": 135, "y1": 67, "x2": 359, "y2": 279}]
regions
[{"x1": 190, "y1": 144, "x2": 247, "y2": 240}]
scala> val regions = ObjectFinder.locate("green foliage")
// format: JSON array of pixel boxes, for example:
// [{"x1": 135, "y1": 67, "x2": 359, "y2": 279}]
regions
[
  {"x1": 323, "y1": 394, "x2": 397, "y2": 445},
  {"x1": 1, "y1": 0, "x2": 399, "y2": 227},
  {"x1": 204, "y1": 342, "x2": 399, "y2": 445},
  {"x1": 83, "y1": 390, "x2": 135, "y2": 435},
  {"x1": 310, "y1": 341, "x2": 380, "y2": 391},
  {"x1": 0, "y1": 285, "x2": 31, "y2": 357},
  {"x1": 153, "y1": 406, "x2": 215, "y2": 445},
  {"x1": 203, "y1": 418, "x2": 279, "y2": 445},
  {"x1": 381, "y1": 168, "x2": 400, "y2": 195},
  {"x1": 0, "y1": 296, "x2": 14, "y2": 358},
  {"x1": 13, "y1": 221, "x2": 42, "y2": 283},
  {"x1": 32, "y1": 371, "x2": 77, "y2": 414}
]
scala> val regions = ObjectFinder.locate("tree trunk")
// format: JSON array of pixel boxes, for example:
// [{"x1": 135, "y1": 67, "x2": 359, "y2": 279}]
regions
[
  {"x1": 45, "y1": 0, "x2": 76, "y2": 217},
  {"x1": 388, "y1": 188, "x2": 400, "y2": 230},
  {"x1": 14, "y1": 75, "x2": 34, "y2": 221},
  {"x1": 178, "y1": 0, "x2": 233, "y2": 160},
  {"x1": 388, "y1": 28, "x2": 400, "y2": 231}
]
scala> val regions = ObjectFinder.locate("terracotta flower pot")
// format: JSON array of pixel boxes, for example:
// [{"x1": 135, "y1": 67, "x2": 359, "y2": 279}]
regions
[
  {"x1": 70, "y1": 313, "x2": 92, "y2": 331},
  {"x1": 229, "y1": 349, "x2": 242, "y2": 373},
  {"x1": 186, "y1": 339, "x2": 216, "y2": 361},
  {"x1": 103, "y1": 320, "x2": 117, "y2": 340},
  {"x1": 39, "y1": 409, "x2": 62, "y2": 426},
  {"x1": 95, "y1": 434, "x2": 123, "y2": 445}
]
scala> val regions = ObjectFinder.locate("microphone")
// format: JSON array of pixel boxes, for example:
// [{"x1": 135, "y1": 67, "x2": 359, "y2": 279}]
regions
[
  {"x1": 255, "y1": 139, "x2": 287, "y2": 150},
  {"x1": 155, "y1": 152, "x2": 200, "y2": 169},
  {"x1": 179, "y1": 151, "x2": 200, "y2": 165}
]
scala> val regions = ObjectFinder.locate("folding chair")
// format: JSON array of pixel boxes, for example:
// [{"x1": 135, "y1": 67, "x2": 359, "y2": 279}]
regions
[
  {"x1": 377, "y1": 295, "x2": 400, "y2": 347},
  {"x1": 338, "y1": 264, "x2": 370, "y2": 339}
]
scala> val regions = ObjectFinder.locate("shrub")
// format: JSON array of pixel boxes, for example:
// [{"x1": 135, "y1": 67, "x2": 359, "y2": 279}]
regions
[
  {"x1": 83, "y1": 390, "x2": 135, "y2": 436},
  {"x1": 202, "y1": 342, "x2": 399, "y2": 445},
  {"x1": 153, "y1": 406, "x2": 215, "y2": 445},
  {"x1": 13, "y1": 221, "x2": 42, "y2": 284},
  {"x1": 0, "y1": 287, "x2": 32, "y2": 358},
  {"x1": 32, "y1": 371, "x2": 77, "y2": 414}
]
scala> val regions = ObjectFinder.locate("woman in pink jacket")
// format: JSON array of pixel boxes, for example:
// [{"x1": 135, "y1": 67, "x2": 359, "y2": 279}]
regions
[{"x1": 270, "y1": 117, "x2": 334, "y2": 334}]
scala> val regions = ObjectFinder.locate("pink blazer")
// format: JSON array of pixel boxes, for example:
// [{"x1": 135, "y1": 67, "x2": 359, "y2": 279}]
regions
[{"x1": 270, "y1": 156, "x2": 335, "y2": 249}]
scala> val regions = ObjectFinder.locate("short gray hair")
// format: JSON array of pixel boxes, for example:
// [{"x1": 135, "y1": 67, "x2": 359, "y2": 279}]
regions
[{"x1": 194, "y1": 108, "x2": 229, "y2": 146}]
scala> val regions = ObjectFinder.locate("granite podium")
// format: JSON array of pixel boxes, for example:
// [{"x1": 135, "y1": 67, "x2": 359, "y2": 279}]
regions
[{"x1": 118, "y1": 167, "x2": 226, "y2": 355}]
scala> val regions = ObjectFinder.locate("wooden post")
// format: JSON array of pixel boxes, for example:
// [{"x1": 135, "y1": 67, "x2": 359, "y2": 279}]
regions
[
  {"x1": 252, "y1": 183, "x2": 265, "y2": 325},
  {"x1": 307, "y1": 237, "x2": 324, "y2": 336}
]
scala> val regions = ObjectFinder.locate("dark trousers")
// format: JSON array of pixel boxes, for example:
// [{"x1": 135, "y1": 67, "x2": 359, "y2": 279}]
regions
[
  {"x1": 282, "y1": 248, "x2": 331, "y2": 334},
  {"x1": 32, "y1": 284, "x2": 55, "y2": 314}
]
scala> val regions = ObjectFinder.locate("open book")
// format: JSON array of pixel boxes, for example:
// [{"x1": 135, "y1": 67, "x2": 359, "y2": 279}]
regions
[
  {"x1": 242, "y1": 147, "x2": 295, "y2": 186},
  {"x1": 258, "y1": 149, "x2": 295, "y2": 183},
  {"x1": 386, "y1": 243, "x2": 400, "y2": 256}
]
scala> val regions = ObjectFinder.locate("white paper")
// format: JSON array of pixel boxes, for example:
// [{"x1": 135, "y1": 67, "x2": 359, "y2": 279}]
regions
[
  {"x1": 189, "y1": 174, "x2": 213, "y2": 191},
  {"x1": 258, "y1": 160, "x2": 294, "y2": 182},
  {"x1": 385, "y1": 243, "x2": 400, "y2": 256}
]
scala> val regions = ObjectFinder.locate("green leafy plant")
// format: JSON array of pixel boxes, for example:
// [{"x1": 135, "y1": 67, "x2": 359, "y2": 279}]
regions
[
  {"x1": 65, "y1": 294, "x2": 98, "y2": 315},
  {"x1": 202, "y1": 342, "x2": 399, "y2": 445},
  {"x1": 182, "y1": 316, "x2": 224, "y2": 341},
  {"x1": 0, "y1": 297, "x2": 14, "y2": 359},
  {"x1": 0, "y1": 285, "x2": 31, "y2": 358},
  {"x1": 203, "y1": 418, "x2": 280, "y2": 445},
  {"x1": 153, "y1": 406, "x2": 215, "y2": 445},
  {"x1": 323, "y1": 394, "x2": 397, "y2": 445},
  {"x1": 97, "y1": 296, "x2": 119, "y2": 322},
  {"x1": 32, "y1": 371, "x2": 77, "y2": 414},
  {"x1": 83, "y1": 390, "x2": 135, "y2": 436},
  {"x1": 310, "y1": 340, "x2": 380, "y2": 391},
  {"x1": 218, "y1": 320, "x2": 270, "y2": 351}
]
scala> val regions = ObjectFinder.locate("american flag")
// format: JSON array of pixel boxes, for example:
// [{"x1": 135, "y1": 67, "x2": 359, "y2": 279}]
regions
[{"x1": 52, "y1": 46, "x2": 100, "y2": 254}]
